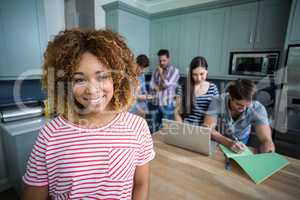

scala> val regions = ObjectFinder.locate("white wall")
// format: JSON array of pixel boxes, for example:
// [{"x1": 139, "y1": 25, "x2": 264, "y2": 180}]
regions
[{"x1": 44, "y1": 0, "x2": 65, "y2": 41}]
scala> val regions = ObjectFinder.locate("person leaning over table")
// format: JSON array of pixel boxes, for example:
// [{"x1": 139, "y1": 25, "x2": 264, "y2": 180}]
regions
[
  {"x1": 203, "y1": 79, "x2": 275, "y2": 154},
  {"x1": 174, "y1": 56, "x2": 219, "y2": 125}
]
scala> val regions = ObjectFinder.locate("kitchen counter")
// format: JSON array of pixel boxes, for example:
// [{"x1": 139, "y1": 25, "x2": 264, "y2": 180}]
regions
[{"x1": 149, "y1": 133, "x2": 300, "y2": 200}]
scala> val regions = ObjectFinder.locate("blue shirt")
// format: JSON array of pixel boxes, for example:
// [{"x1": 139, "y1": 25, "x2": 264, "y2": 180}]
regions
[
  {"x1": 206, "y1": 93, "x2": 269, "y2": 142},
  {"x1": 139, "y1": 73, "x2": 147, "y2": 95},
  {"x1": 130, "y1": 74, "x2": 148, "y2": 114}
]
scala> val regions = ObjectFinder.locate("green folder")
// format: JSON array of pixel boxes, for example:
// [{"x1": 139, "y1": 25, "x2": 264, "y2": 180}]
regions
[{"x1": 219, "y1": 144, "x2": 289, "y2": 184}]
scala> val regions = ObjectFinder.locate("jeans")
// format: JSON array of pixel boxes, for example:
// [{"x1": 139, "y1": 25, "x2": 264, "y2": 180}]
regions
[
  {"x1": 158, "y1": 104, "x2": 175, "y2": 120},
  {"x1": 145, "y1": 103, "x2": 175, "y2": 133}
]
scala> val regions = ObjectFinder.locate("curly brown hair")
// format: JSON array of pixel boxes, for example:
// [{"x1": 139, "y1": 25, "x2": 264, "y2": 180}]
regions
[{"x1": 42, "y1": 28, "x2": 139, "y2": 119}]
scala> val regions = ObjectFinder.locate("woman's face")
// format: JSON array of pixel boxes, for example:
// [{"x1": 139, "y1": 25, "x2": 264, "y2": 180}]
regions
[
  {"x1": 192, "y1": 66, "x2": 207, "y2": 84},
  {"x1": 72, "y1": 52, "x2": 114, "y2": 115}
]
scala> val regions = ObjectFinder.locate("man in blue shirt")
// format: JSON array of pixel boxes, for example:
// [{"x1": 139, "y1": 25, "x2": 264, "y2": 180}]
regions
[{"x1": 204, "y1": 79, "x2": 275, "y2": 153}]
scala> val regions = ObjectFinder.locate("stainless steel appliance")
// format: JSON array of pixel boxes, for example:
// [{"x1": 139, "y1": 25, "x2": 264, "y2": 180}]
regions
[
  {"x1": 229, "y1": 51, "x2": 280, "y2": 76},
  {"x1": 273, "y1": 45, "x2": 300, "y2": 159},
  {"x1": 286, "y1": 45, "x2": 300, "y2": 132}
]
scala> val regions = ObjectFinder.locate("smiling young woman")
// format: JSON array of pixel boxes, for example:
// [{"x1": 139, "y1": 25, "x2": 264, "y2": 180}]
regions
[{"x1": 22, "y1": 29, "x2": 155, "y2": 200}]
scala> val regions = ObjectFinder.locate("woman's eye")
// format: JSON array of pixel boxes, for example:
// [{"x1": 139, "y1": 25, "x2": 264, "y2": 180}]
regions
[
  {"x1": 97, "y1": 74, "x2": 109, "y2": 81},
  {"x1": 73, "y1": 78, "x2": 86, "y2": 84}
]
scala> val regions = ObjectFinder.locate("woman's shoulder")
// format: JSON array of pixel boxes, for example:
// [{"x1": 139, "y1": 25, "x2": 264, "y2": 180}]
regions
[
  {"x1": 208, "y1": 82, "x2": 218, "y2": 89},
  {"x1": 121, "y1": 112, "x2": 148, "y2": 129},
  {"x1": 38, "y1": 115, "x2": 67, "y2": 139},
  {"x1": 208, "y1": 82, "x2": 219, "y2": 93}
]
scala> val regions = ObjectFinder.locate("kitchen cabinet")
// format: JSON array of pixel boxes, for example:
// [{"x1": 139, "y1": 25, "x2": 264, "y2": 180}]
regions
[
  {"x1": 150, "y1": 20, "x2": 163, "y2": 70},
  {"x1": 201, "y1": 7, "x2": 230, "y2": 76},
  {"x1": 0, "y1": 117, "x2": 46, "y2": 194},
  {"x1": 105, "y1": 10, "x2": 119, "y2": 32},
  {"x1": 118, "y1": 10, "x2": 150, "y2": 57},
  {"x1": 179, "y1": 12, "x2": 203, "y2": 73},
  {"x1": 161, "y1": 16, "x2": 182, "y2": 70},
  {"x1": 228, "y1": 2, "x2": 258, "y2": 50},
  {"x1": 228, "y1": 0, "x2": 291, "y2": 50},
  {"x1": 149, "y1": 16, "x2": 182, "y2": 72},
  {"x1": 289, "y1": 0, "x2": 300, "y2": 43},
  {"x1": 0, "y1": 0, "x2": 47, "y2": 80},
  {"x1": 103, "y1": 2, "x2": 150, "y2": 66},
  {"x1": 150, "y1": 8, "x2": 230, "y2": 76},
  {"x1": 0, "y1": 133, "x2": 9, "y2": 192},
  {"x1": 105, "y1": 0, "x2": 292, "y2": 77},
  {"x1": 255, "y1": 0, "x2": 291, "y2": 49}
]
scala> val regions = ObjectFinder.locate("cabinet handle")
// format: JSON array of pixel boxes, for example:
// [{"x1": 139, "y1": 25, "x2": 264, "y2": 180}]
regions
[
  {"x1": 256, "y1": 31, "x2": 260, "y2": 43},
  {"x1": 249, "y1": 31, "x2": 254, "y2": 44}
]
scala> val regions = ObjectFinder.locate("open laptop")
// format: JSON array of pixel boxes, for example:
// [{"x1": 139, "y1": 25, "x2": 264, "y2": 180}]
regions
[{"x1": 161, "y1": 119, "x2": 213, "y2": 156}]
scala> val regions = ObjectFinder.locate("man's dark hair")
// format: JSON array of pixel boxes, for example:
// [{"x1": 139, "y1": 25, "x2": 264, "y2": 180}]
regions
[
  {"x1": 227, "y1": 79, "x2": 256, "y2": 101},
  {"x1": 136, "y1": 54, "x2": 149, "y2": 68},
  {"x1": 157, "y1": 49, "x2": 169, "y2": 58}
]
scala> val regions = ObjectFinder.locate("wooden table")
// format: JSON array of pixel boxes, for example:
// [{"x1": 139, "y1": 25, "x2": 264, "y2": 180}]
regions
[{"x1": 149, "y1": 133, "x2": 300, "y2": 200}]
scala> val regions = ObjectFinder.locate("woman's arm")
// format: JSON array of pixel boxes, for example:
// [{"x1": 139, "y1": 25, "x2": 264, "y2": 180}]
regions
[
  {"x1": 174, "y1": 96, "x2": 183, "y2": 122},
  {"x1": 22, "y1": 184, "x2": 49, "y2": 200},
  {"x1": 132, "y1": 163, "x2": 150, "y2": 200}
]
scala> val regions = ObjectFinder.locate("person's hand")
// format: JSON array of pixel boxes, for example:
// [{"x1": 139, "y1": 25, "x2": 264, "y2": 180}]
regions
[
  {"x1": 146, "y1": 94, "x2": 155, "y2": 100},
  {"x1": 153, "y1": 85, "x2": 160, "y2": 92},
  {"x1": 259, "y1": 140, "x2": 275, "y2": 153},
  {"x1": 158, "y1": 67, "x2": 163, "y2": 76},
  {"x1": 230, "y1": 141, "x2": 246, "y2": 153}
]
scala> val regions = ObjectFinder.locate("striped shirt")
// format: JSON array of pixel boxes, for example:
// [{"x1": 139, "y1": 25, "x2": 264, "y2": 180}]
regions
[
  {"x1": 23, "y1": 112, "x2": 155, "y2": 200},
  {"x1": 150, "y1": 64, "x2": 180, "y2": 106},
  {"x1": 176, "y1": 83, "x2": 219, "y2": 125}
]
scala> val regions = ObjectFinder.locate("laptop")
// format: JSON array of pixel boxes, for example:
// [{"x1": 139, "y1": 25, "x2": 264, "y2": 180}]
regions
[{"x1": 161, "y1": 119, "x2": 213, "y2": 156}]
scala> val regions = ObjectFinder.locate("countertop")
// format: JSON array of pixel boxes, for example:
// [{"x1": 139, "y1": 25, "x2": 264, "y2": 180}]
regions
[
  {"x1": 0, "y1": 116, "x2": 46, "y2": 136},
  {"x1": 149, "y1": 133, "x2": 300, "y2": 200}
]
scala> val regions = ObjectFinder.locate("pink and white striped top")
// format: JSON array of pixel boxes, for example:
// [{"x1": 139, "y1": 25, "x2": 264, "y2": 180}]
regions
[{"x1": 23, "y1": 112, "x2": 155, "y2": 200}]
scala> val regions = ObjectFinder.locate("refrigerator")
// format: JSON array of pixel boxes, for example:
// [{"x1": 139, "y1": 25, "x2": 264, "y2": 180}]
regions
[
  {"x1": 273, "y1": 44, "x2": 300, "y2": 159},
  {"x1": 286, "y1": 45, "x2": 300, "y2": 132}
]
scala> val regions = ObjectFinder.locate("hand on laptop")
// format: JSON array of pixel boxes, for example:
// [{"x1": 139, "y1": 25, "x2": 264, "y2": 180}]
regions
[{"x1": 230, "y1": 140, "x2": 246, "y2": 153}]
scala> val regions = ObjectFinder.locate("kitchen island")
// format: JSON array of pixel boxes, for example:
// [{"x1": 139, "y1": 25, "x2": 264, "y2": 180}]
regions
[{"x1": 149, "y1": 133, "x2": 300, "y2": 200}]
